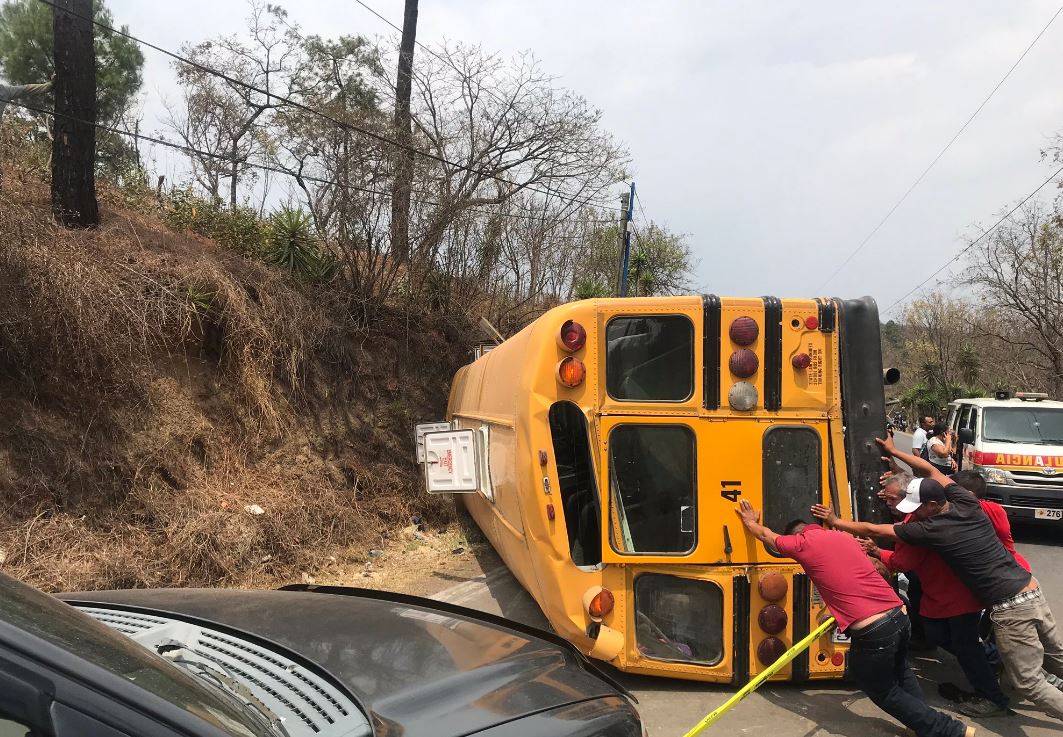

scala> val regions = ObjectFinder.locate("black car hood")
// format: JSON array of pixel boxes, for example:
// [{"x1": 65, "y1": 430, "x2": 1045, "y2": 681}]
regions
[{"x1": 59, "y1": 586, "x2": 624, "y2": 737}]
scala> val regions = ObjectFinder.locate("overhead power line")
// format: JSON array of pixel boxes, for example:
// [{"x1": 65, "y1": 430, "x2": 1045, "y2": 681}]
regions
[
  {"x1": 35, "y1": 0, "x2": 623, "y2": 213},
  {"x1": 818, "y1": 3, "x2": 1063, "y2": 291},
  {"x1": 882, "y1": 162, "x2": 1063, "y2": 316},
  {"x1": 7, "y1": 99, "x2": 615, "y2": 224}
]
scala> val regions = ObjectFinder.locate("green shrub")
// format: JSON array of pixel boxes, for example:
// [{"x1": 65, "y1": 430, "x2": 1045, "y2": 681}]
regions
[
  {"x1": 164, "y1": 189, "x2": 267, "y2": 255},
  {"x1": 263, "y1": 207, "x2": 335, "y2": 282}
]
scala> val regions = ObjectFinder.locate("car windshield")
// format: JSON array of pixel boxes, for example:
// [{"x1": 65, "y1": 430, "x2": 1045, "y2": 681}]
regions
[
  {"x1": 983, "y1": 406, "x2": 1063, "y2": 444},
  {"x1": 0, "y1": 574, "x2": 263, "y2": 737}
]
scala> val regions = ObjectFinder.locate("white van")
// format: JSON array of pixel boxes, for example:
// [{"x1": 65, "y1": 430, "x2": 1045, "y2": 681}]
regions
[{"x1": 946, "y1": 392, "x2": 1063, "y2": 522}]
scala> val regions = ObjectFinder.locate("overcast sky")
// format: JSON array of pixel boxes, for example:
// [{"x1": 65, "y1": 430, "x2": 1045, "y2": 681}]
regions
[{"x1": 108, "y1": 0, "x2": 1063, "y2": 317}]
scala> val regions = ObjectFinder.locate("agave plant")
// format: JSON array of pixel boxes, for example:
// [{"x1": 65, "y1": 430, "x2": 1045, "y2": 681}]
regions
[{"x1": 264, "y1": 207, "x2": 335, "y2": 281}]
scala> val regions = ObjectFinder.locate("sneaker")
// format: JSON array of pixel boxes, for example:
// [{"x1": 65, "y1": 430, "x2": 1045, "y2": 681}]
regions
[{"x1": 958, "y1": 698, "x2": 1011, "y2": 718}]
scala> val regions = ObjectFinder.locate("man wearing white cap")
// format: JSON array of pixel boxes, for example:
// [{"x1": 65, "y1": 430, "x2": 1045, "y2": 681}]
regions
[{"x1": 812, "y1": 434, "x2": 1063, "y2": 724}]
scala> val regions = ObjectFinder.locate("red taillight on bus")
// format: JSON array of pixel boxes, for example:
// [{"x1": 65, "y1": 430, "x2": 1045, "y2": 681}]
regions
[
  {"x1": 758, "y1": 572, "x2": 788, "y2": 602},
  {"x1": 757, "y1": 636, "x2": 787, "y2": 666},
  {"x1": 831, "y1": 652, "x2": 845, "y2": 667},
  {"x1": 792, "y1": 352, "x2": 811, "y2": 369},
  {"x1": 758, "y1": 604, "x2": 788, "y2": 635},
  {"x1": 804, "y1": 315, "x2": 819, "y2": 331},
  {"x1": 729, "y1": 349, "x2": 759, "y2": 378},
  {"x1": 558, "y1": 320, "x2": 587, "y2": 352},
  {"x1": 729, "y1": 316, "x2": 759, "y2": 346},
  {"x1": 557, "y1": 357, "x2": 586, "y2": 387}
]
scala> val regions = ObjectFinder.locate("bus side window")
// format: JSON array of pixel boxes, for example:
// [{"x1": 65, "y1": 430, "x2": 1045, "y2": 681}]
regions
[
  {"x1": 762, "y1": 426, "x2": 822, "y2": 546},
  {"x1": 548, "y1": 402, "x2": 602, "y2": 567},
  {"x1": 608, "y1": 425, "x2": 696, "y2": 555},
  {"x1": 605, "y1": 316, "x2": 694, "y2": 402}
]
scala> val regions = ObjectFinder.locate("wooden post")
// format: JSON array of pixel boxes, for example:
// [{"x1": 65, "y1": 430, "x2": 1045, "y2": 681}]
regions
[
  {"x1": 389, "y1": 0, "x2": 418, "y2": 263},
  {"x1": 51, "y1": 0, "x2": 99, "y2": 228}
]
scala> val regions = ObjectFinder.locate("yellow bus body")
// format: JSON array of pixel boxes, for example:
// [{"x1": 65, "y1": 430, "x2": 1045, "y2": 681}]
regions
[{"x1": 444, "y1": 295, "x2": 889, "y2": 683}]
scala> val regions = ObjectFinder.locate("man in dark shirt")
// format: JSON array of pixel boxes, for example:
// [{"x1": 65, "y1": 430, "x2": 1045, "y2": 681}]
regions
[
  {"x1": 736, "y1": 500, "x2": 969, "y2": 737},
  {"x1": 812, "y1": 434, "x2": 1063, "y2": 723}
]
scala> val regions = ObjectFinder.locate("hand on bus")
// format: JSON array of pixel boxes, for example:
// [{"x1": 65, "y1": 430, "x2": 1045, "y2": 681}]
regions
[
  {"x1": 810, "y1": 504, "x2": 837, "y2": 525},
  {"x1": 875, "y1": 434, "x2": 897, "y2": 456},
  {"x1": 735, "y1": 499, "x2": 761, "y2": 526}
]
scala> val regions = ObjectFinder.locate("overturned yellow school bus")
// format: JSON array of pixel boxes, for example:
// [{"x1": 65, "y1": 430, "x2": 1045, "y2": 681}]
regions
[{"x1": 418, "y1": 295, "x2": 892, "y2": 683}]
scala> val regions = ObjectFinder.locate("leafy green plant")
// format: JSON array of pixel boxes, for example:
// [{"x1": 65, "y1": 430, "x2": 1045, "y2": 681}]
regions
[
  {"x1": 164, "y1": 188, "x2": 267, "y2": 255},
  {"x1": 573, "y1": 277, "x2": 611, "y2": 300},
  {"x1": 264, "y1": 207, "x2": 335, "y2": 282}
]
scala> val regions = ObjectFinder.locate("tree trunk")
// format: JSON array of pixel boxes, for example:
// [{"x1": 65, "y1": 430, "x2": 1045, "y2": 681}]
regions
[
  {"x1": 389, "y1": 0, "x2": 418, "y2": 263},
  {"x1": 230, "y1": 145, "x2": 239, "y2": 207},
  {"x1": 51, "y1": 0, "x2": 98, "y2": 228}
]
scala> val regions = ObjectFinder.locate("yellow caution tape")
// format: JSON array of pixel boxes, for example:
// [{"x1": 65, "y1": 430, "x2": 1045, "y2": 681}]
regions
[{"x1": 682, "y1": 617, "x2": 837, "y2": 737}]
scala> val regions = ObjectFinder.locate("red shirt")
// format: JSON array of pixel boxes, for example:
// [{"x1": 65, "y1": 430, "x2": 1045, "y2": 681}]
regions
[
  {"x1": 879, "y1": 514, "x2": 983, "y2": 618},
  {"x1": 775, "y1": 525, "x2": 901, "y2": 632},
  {"x1": 980, "y1": 501, "x2": 1031, "y2": 572}
]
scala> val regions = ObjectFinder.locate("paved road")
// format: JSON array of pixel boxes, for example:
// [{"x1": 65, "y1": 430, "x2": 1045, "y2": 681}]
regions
[{"x1": 429, "y1": 432, "x2": 1063, "y2": 737}]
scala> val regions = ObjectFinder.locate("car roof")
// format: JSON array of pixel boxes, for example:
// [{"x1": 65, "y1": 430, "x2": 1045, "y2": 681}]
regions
[{"x1": 950, "y1": 397, "x2": 1063, "y2": 409}]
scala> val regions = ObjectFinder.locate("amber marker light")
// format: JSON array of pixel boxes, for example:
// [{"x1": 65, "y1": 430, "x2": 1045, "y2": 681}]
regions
[
  {"x1": 583, "y1": 586, "x2": 615, "y2": 621},
  {"x1": 557, "y1": 356, "x2": 586, "y2": 387}
]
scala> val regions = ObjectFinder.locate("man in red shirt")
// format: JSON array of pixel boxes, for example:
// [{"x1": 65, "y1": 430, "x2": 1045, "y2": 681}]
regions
[
  {"x1": 951, "y1": 471, "x2": 1031, "y2": 572},
  {"x1": 735, "y1": 500, "x2": 970, "y2": 737},
  {"x1": 865, "y1": 472, "x2": 1010, "y2": 718}
]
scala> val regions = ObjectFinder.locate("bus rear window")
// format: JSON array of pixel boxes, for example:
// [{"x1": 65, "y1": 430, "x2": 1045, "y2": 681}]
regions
[
  {"x1": 548, "y1": 402, "x2": 602, "y2": 567},
  {"x1": 763, "y1": 426, "x2": 822, "y2": 541},
  {"x1": 609, "y1": 425, "x2": 695, "y2": 554},
  {"x1": 606, "y1": 316, "x2": 694, "y2": 401},
  {"x1": 634, "y1": 574, "x2": 723, "y2": 665}
]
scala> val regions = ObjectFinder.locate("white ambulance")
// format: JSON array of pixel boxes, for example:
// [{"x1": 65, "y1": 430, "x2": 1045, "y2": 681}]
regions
[{"x1": 947, "y1": 392, "x2": 1063, "y2": 523}]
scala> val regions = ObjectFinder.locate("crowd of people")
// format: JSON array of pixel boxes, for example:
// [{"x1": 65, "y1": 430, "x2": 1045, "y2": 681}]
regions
[{"x1": 735, "y1": 429, "x2": 1063, "y2": 737}]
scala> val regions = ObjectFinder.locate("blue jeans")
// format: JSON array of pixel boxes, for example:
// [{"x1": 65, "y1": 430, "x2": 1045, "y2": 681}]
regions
[
  {"x1": 849, "y1": 608, "x2": 966, "y2": 737},
  {"x1": 923, "y1": 612, "x2": 1008, "y2": 707}
]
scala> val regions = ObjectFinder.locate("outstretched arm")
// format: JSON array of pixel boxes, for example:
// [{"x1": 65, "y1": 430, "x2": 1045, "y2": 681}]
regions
[
  {"x1": 810, "y1": 504, "x2": 898, "y2": 540},
  {"x1": 735, "y1": 500, "x2": 779, "y2": 548},
  {"x1": 876, "y1": 433, "x2": 953, "y2": 486}
]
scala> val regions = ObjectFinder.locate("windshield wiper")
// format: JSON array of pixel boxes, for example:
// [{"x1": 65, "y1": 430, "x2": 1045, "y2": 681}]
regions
[{"x1": 161, "y1": 646, "x2": 291, "y2": 737}]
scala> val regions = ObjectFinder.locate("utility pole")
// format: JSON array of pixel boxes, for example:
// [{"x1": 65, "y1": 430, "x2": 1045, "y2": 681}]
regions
[
  {"x1": 51, "y1": 0, "x2": 99, "y2": 228},
  {"x1": 390, "y1": 0, "x2": 418, "y2": 263},
  {"x1": 614, "y1": 182, "x2": 636, "y2": 296}
]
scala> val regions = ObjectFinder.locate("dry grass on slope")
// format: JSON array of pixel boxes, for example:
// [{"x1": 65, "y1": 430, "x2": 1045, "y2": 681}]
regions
[{"x1": 0, "y1": 170, "x2": 467, "y2": 592}]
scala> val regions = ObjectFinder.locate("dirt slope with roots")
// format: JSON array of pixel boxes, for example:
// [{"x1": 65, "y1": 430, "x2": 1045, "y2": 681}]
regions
[{"x1": 0, "y1": 171, "x2": 472, "y2": 592}]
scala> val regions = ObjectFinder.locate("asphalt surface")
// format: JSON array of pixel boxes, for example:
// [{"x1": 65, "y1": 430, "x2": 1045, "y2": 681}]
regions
[{"x1": 429, "y1": 432, "x2": 1063, "y2": 737}]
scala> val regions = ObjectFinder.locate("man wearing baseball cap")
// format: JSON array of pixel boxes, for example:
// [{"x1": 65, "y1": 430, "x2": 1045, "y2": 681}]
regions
[{"x1": 813, "y1": 434, "x2": 1063, "y2": 724}]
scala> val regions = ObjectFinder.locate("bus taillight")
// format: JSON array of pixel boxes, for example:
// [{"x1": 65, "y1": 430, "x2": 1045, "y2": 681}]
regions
[
  {"x1": 729, "y1": 316, "x2": 759, "y2": 345},
  {"x1": 757, "y1": 636, "x2": 787, "y2": 666},
  {"x1": 792, "y1": 352, "x2": 811, "y2": 369},
  {"x1": 758, "y1": 572, "x2": 788, "y2": 601},
  {"x1": 558, "y1": 320, "x2": 587, "y2": 352},
  {"x1": 729, "y1": 348, "x2": 759, "y2": 378},
  {"x1": 758, "y1": 604, "x2": 787, "y2": 635},
  {"x1": 557, "y1": 357, "x2": 586, "y2": 387}
]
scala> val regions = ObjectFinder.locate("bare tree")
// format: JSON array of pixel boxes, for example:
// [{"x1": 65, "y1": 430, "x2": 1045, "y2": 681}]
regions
[
  {"x1": 965, "y1": 200, "x2": 1063, "y2": 394},
  {"x1": 165, "y1": 1, "x2": 304, "y2": 206}
]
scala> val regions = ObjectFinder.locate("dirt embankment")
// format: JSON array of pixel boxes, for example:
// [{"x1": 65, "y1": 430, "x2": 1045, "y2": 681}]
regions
[{"x1": 0, "y1": 171, "x2": 474, "y2": 592}]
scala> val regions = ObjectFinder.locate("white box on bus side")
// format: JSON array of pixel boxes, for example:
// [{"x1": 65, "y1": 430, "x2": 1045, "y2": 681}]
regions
[
  {"x1": 423, "y1": 429, "x2": 480, "y2": 493},
  {"x1": 414, "y1": 422, "x2": 453, "y2": 463}
]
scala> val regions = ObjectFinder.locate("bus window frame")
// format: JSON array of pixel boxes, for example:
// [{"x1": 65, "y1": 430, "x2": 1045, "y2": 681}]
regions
[
  {"x1": 603, "y1": 314, "x2": 696, "y2": 404},
  {"x1": 760, "y1": 424, "x2": 823, "y2": 558},
  {"x1": 631, "y1": 571, "x2": 726, "y2": 667},
  {"x1": 604, "y1": 420, "x2": 698, "y2": 558}
]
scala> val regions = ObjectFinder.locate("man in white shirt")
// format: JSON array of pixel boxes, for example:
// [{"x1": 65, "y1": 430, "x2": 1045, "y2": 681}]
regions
[{"x1": 911, "y1": 415, "x2": 934, "y2": 456}]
